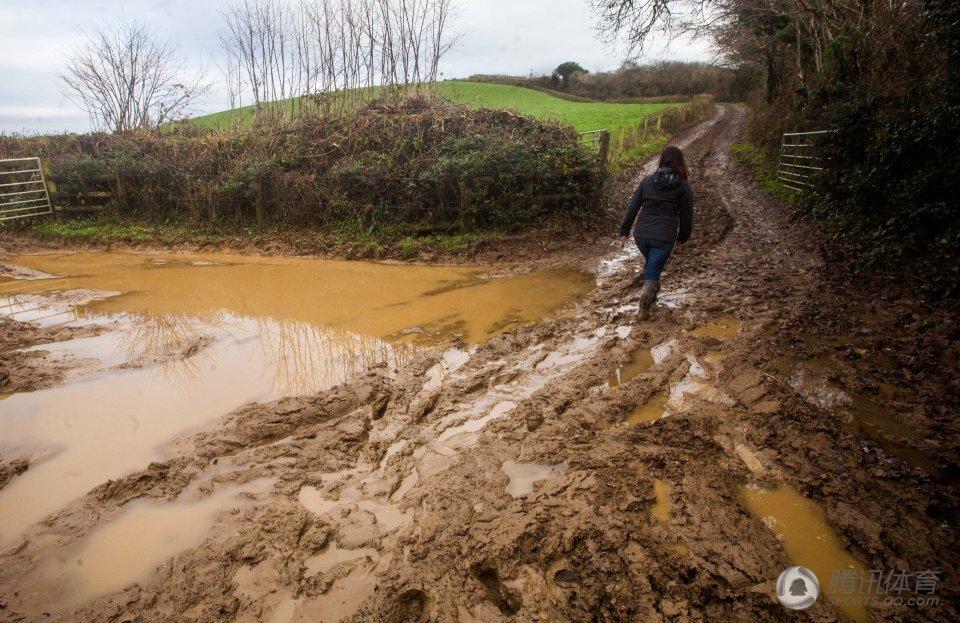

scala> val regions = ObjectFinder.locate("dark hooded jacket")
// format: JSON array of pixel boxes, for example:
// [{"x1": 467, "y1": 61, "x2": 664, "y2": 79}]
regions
[{"x1": 618, "y1": 166, "x2": 693, "y2": 243}]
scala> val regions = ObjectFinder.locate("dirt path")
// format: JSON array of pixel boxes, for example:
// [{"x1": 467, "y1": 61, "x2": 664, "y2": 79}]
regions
[{"x1": 0, "y1": 106, "x2": 956, "y2": 622}]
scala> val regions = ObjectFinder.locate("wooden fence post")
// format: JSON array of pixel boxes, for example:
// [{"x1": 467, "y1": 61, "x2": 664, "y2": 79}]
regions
[
  {"x1": 41, "y1": 161, "x2": 57, "y2": 199},
  {"x1": 114, "y1": 174, "x2": 125, "y2": 210},
  {"x1": 598, "y1": 130, "x2": 611, "y2": 167}
]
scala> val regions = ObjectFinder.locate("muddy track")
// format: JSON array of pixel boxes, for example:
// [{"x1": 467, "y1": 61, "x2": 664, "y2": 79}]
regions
[{"x1": 0, "y1": 106, "x2": 957, "y2": 622}]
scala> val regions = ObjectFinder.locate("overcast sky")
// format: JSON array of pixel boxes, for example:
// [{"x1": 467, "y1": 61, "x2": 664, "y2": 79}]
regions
[{"x1": 0, "y1": 0, "x2": 712, "y2": 134}]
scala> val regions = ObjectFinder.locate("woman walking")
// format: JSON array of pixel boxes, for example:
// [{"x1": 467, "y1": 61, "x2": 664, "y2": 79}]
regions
[{"x1": 618, "y1": 146, "x2": 694, "y2": 320}]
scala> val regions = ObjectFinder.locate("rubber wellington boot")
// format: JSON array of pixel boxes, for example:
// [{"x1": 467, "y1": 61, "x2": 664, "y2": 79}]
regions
[{"x1": 638, "y1": 280, "x2": 661, "y2": 321}]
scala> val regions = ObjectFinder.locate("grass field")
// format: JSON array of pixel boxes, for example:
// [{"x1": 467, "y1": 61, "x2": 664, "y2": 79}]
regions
[{"x1": 190, "y1": 80, "x2": 681, "y2": 135}]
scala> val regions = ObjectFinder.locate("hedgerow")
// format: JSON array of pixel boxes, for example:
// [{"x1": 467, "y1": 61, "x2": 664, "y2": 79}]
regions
[{"x1": 0, "y1": 97, "x2": 605, "y2": 232}]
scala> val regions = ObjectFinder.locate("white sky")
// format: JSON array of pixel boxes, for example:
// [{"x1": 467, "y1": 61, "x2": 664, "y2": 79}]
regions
[{"x1": 0, "y1": 0, "x2": 713, "y2": 134}]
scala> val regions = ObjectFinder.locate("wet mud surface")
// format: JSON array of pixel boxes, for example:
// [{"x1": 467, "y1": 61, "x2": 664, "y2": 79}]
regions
[{"x1": 0, "y1": 106, "x2": 957, "y2": 622}]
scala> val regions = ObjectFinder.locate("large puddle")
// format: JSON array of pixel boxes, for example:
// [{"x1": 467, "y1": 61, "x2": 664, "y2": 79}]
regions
[
  {"x1": 3, "y1": 253, "x2": 591, "y2": 344},
  {"x1": 35, "y1": 477, "x2": 275, "y2": 607},
  {"x1": 0, "y1": 252, "x2": 592, "y2": 545}
]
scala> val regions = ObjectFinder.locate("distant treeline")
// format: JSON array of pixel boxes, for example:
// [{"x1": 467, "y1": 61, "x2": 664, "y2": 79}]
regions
[{"x1": 471, "y1": 61, "x2": 752, "y2": 102}]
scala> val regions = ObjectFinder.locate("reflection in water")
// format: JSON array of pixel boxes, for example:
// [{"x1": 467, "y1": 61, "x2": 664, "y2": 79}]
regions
[
  {"x1": 255, "y1": 318, "x2": 414, "y2": 397},
  {"x1": 118, "y1": 313, "x2": 224, "y2": 385},
  {"x1": 608, "y1": 348, "x2": 654, "y2": 388},
  {"x1": 0, "y1": 252, "x2": 592, "y2": 545},
  {"x1": 0, "y1": 315, "x2": 415, "y2": 546},
  {"x1": 0, "y1": 294, "x2": 80, "y2": 327},
  {"x1": 109, "y1": 312, "x2": 409, "y2": 397},
  {"x1": 121, "y1": 312, "x2": 213, "y2": 359}
]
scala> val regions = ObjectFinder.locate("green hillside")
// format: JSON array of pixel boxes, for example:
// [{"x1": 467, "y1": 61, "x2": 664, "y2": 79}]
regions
[{"x1": 191, "y1": 80, "x2": 680, "y2": 134}]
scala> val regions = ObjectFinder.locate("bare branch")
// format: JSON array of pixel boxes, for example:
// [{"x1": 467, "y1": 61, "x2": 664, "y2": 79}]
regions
[{"x1": 59, "y1": 19, "x2": 210, "y2": 132}]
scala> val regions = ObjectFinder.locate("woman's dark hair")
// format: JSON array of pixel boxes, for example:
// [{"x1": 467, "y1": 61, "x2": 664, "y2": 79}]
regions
[{"x1": 658, "y1": 146, "x2": 688, "y2": 180}]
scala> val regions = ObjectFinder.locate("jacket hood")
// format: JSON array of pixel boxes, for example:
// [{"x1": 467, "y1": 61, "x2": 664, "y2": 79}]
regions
[{"x1": 652, "y1": 166, "x2": 682, "y2": 190}]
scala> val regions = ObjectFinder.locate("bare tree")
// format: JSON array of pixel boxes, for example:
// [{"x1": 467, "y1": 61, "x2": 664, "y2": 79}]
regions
[
  {"x1": 591, "y1": 0, "x2": 915, "y2": 102},
  {"x1": 59, "y1": 20, "x2": 209, "y2": 132},
  {"x1": 219, "y1": 0, "x2": 456, "y2": 118}
]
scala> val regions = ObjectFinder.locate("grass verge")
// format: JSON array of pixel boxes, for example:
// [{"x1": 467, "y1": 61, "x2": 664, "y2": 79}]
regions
[
  {"x1": 22, "y1": 217, "x2": 500, "y2": 260},
  {"x1": 730, "y1": 141, "x2": 796, "y2": 203}
]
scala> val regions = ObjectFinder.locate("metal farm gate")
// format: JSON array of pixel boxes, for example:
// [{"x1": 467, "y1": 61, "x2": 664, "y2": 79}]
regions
[
  {"x1": 778, "y1": 130, "x2": 830, "y2": 192},
  {"x1": 0, "y1": 158, "x2": 52, "y2": 221}
]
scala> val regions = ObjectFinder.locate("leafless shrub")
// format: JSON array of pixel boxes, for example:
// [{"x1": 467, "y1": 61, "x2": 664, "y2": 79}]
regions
[{"x1": 59, "y1": 19, "x2": 209, "y2": 132}]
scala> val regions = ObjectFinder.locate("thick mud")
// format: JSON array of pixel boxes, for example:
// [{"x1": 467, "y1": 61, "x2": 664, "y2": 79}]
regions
[
  {"x1": 0, "y1": 106, "x2": 957, "y2": 622},
  {"x1": 0, "y1": 256, "x2": 591, "y2": 549}
]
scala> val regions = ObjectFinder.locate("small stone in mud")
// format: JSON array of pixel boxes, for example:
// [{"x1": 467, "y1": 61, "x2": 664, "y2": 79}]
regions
[
  {"x1": 553, "y1": 569, "x2": 580, "y2": 587},
  {"x1": 659, "y1": 599, "x2": 684, "y2": 617},
  {"x1": 299, "y1": 521, "x2": 332, "y2": 552}
]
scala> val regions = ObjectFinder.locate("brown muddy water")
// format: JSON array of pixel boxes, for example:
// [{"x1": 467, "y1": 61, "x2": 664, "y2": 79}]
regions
[
  {"x1": 650, "y1": 478, "x2": 689, "y2": 556},
  {"x1": 0, "y1": 252, "x2": 592, "y2": 546},
  {"x1": 741, "y1": 483, "x2": 871, "y2": 623},
  {"x1": 607, "y1": 347, "x2": 654, "y2": 388},
  {"x1": 690, "y1": 315, "x2": 741, "y2": 339},
  {"x1": 627, "y1": 392, "x2": 670, "y2": 425},
  {"x1": 774, "y1": 356, "x2": 933, "y2": 473}
]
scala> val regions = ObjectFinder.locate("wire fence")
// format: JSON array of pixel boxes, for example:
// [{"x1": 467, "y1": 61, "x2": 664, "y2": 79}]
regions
[
  {"x1": 578, "y1": 129, "x2": 611, "y2": 166},
  {"x1": 41, "y1": 164, "x2": 598, "y2": 233}
]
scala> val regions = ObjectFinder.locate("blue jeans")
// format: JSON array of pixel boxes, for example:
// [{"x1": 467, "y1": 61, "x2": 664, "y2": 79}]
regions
[{"x1": 635, "y1": 237, "x2": 675, "y2": 281}]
